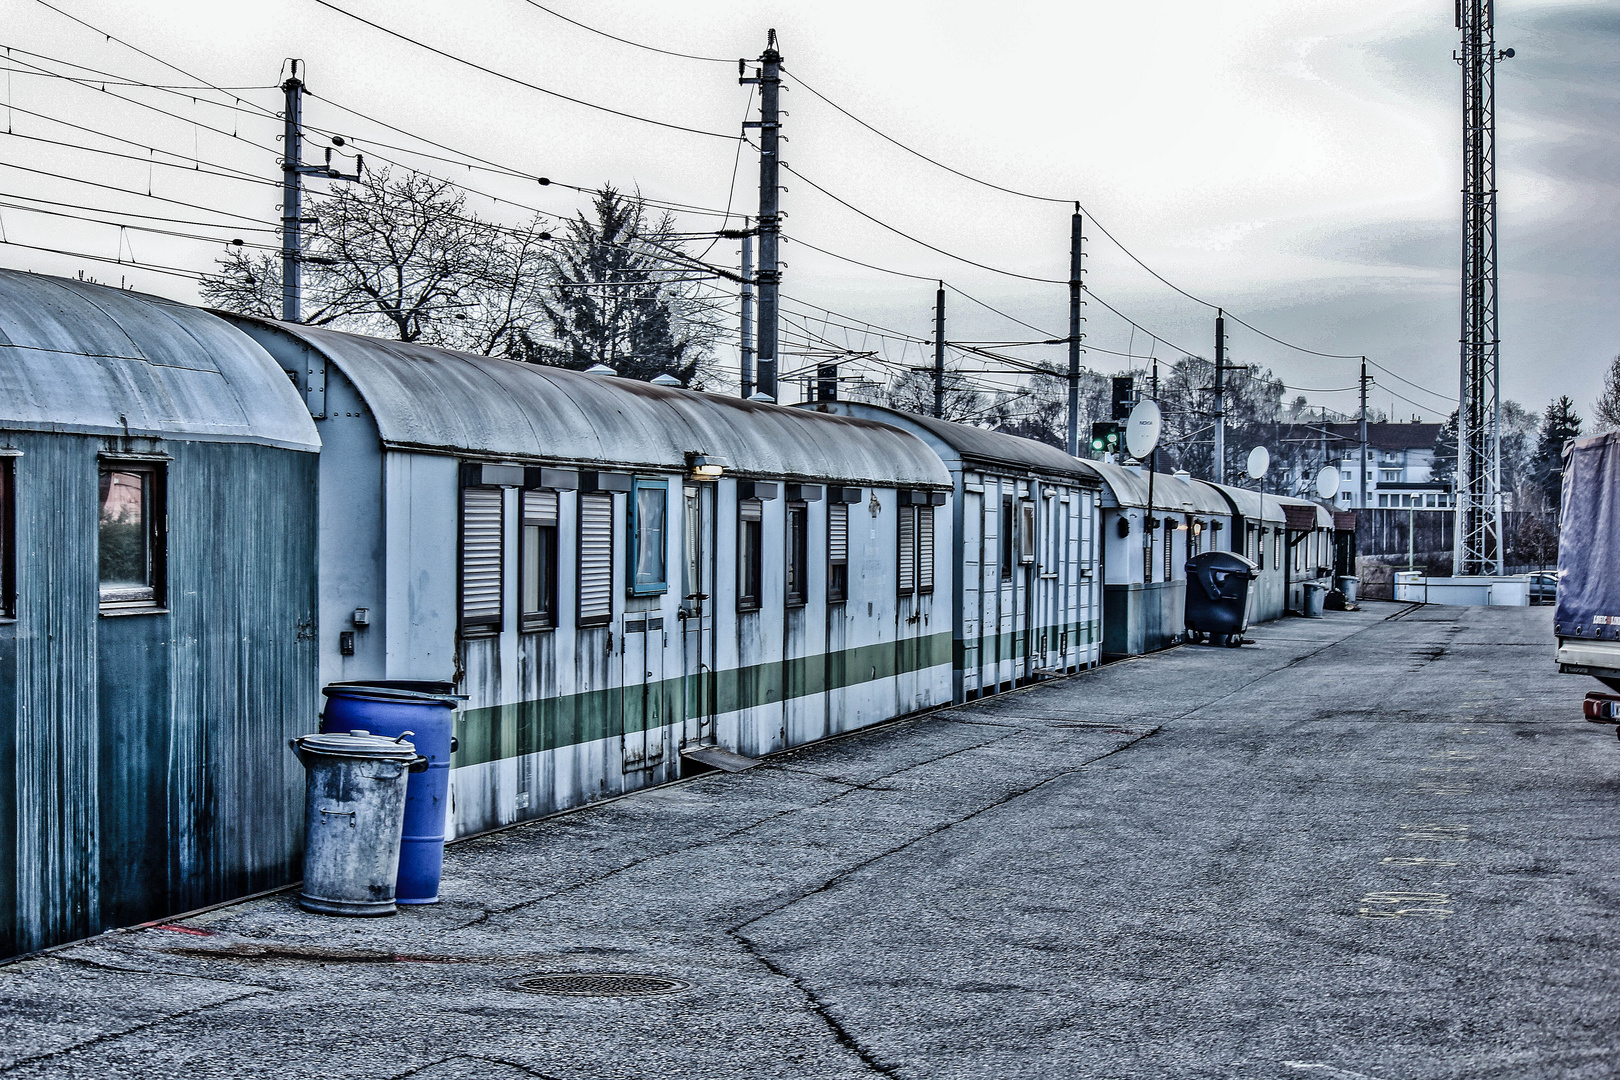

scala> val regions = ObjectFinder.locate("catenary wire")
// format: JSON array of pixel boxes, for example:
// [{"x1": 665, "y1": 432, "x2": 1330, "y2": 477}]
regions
[{"x1": 515, "y1": 1, "x2": 736, "y2": 63}]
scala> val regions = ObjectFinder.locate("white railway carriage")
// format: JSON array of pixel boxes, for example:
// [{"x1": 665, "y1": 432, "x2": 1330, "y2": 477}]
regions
[
  {"x1": 1206, "y1": 483, "x2": 1290, "y2": 624},
  {"x1": 800, "y1": 403, "x2": 1103, "y2": 701},
  {"x1": 1276, "y1": 497, "x2": 1337, "y2": 613},
  {"x1": 223, "y1": 317, "x2": 953, "y2": 837},
  {"x1": 1088, "y1": 463, "x2": 1235, "y2": 657}
]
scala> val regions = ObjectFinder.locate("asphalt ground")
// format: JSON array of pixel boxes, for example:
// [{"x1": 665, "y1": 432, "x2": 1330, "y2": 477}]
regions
[{"x1": 2, "y1": 601, "x2": 1615, "y2": 1080}]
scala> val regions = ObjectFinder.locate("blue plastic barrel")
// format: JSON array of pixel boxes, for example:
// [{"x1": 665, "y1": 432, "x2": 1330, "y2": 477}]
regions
[{"x1": 320, "y1": 683, "x2": 458, "y2": 904}]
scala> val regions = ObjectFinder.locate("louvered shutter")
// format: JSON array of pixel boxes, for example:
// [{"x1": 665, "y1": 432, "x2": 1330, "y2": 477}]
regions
[
  {"x1": 918, "y1": 506, "x2": 935, "y2": 593},
  {"x1": 898, "y1": 505, "x2": 916, "y2": 594},
  {"x1": 461, "y1": 487, "x2": 503, "y2": 631},
  {"x1": 578, "y1": 493, "x2": 613, "y2": 626},
  {"x1": 523, "y1": 489, "x2": 558, "y2": 527},
  {"x1": 828, "y1": 503, "x2": 848, "y2": 563}
]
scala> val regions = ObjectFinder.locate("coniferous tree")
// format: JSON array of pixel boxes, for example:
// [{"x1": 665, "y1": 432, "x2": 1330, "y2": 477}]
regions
[{"x1": 1532, "y1": 396, "x2": 1583, "y2": 513}]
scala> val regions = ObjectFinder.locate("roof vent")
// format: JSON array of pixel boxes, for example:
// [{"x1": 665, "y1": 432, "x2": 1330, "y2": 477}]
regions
[
  {"x1": 584, "y1": 363, "x2": 617, "y2": 376},
  {"x1": 1172, "y1": 470, "x2": 1191, "y2": 480},
  {"x1": 747, "y1": 392, "x2": 776, "y2": 404},
  {"x1": 650, "y1": 373, "x2": 682, "y2": 387}
]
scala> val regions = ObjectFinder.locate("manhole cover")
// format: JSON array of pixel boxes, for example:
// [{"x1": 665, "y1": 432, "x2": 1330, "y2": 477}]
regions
[{"x1": 511, "y1": 973, "x2": 689, "y2": 997}]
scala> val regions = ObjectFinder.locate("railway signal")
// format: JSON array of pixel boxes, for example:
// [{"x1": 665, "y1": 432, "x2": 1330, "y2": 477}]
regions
[{"x1": 1090, "y1": 422, "x2": 1121, "y2": 455}]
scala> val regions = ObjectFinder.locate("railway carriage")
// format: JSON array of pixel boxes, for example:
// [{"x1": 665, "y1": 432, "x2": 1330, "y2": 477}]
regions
[
  {"x1": 222, "y1": 317, "x2": 954, "y2": 838},
  {"x1": 0, "y1": 271, "x2": 320, "y2": 957},
  {"x1": 1276, "y1": 497, "x2": 1337, "y2": 613},
  {"x1": 1207, "y1": 483, "x2": 1290, "y2": 623},
  {"x1": 803, "y1": 402, "x2": 1103, "y2": 701},
  {"x1": 1088, "y1": 463, "x2": 1234, "y2": 657}
]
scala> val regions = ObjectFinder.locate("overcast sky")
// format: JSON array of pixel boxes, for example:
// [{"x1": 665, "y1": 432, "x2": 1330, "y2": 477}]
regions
[{"x1": 3, "y1": 0, "x2": 1616, "y2": 424}]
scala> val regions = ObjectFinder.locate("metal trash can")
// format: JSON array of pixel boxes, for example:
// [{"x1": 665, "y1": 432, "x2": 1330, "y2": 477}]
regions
[
  {"x1": 1336, "y1": 574, "x2": 1358, "y2": 603},
  {"x1": 291, "y1": 729, "x2": 426, "y2": 917},
  {"x1": 1302, "y1": 581, "x2": 1329, "y2": 618},
  {"x1": 321, "y1": 684, "x2": 458, "y2": 904},
  {"x1": 1184, "y1": 550, "x2": 1259, "y2": 647}
]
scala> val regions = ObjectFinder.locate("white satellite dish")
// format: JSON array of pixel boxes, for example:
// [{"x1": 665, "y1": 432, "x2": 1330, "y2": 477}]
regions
[
  {"x1": 1246, "y1": 446, "x2": 1270, "y2": 480},
  {"x1": 1125, "y1": 399, "x2": 1162, "y2": 460},
  {"x1": 1315, "y1": 465, "x2": 1341, "y2": 499}
]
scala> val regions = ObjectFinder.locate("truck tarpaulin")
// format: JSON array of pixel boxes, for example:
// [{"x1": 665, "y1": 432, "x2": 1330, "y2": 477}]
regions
[{"x1": 1557, "y1": 432, "x2": 1620, "y2": 652}]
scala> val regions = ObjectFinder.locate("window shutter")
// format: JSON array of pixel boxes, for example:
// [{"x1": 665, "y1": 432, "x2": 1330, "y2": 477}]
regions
[
  {"x1": 828, "y1": 502, "x2": 848, "y2": 562},
  {"x1": 740, "y1": 499, "x2": 763, "y2": 523},
  {"x1": 524, "y1": 489, "x2": 558, "y2": 527},
  {"x1": 898, "y1": 505, "x2": 916, "y2": 594},
  {"x1": 461, "y1": 487, "x2": 503, "y2": 629},
  {"x1": 917, "y1": 506, "x2": 934, "y2": 592},
  {"x1": 578, "y1": 493, "x2": 613, "y2": 625}
]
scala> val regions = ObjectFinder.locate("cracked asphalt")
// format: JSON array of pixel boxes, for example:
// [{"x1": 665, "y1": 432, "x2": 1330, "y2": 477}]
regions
[{"x1": 2, "y1": 601, "x2": 1617, "y2": 1080}]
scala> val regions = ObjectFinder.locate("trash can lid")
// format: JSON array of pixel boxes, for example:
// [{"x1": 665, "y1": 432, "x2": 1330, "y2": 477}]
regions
[
  {"x1": 322, "y1": 683, "x2": 462, "y2": 707},
  {"x1": 1186, "y1": 550, "x2": 1259, "y2": 575},
  {"x1": 293, "y1": 729, "x2": 419, "y2": 760}
]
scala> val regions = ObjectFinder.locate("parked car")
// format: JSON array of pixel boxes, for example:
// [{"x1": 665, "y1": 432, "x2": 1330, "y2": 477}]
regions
[{"x1": 1528, "y1": 570, "x2": 1558, "y2": 605}]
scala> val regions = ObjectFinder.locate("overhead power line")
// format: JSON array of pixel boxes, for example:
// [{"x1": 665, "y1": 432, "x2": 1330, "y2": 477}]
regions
[
  {"x1": 516, "y1": 1, "x2": 736, "y2": 64},
  {"x1": 308, "y1": 0, "x2": 743, "y2": 141}
]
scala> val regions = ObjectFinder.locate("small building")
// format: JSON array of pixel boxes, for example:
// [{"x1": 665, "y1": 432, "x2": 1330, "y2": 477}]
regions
[
  {"x1": 0, "y1": 272, "x2": 320, "y2": 957},
  {"x1": 1323, "y1": 422, "x2": 1448, "y2": 510},
  {"x1": 1278, "y1": 497, "x2": 1338, "y2": 611},
  {"x1": 1206, "y1": 483, "x2": 1290, "y2": 624}
]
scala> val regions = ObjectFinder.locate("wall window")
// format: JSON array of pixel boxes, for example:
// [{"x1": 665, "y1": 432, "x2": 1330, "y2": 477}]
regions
[
  {"x1": 897, "y1": 503, "x2": 937, "y2": 597},
  {"x1": 0, "y1": 457, "x2": 13, "y2": 617},
  {"x1": 99, "y1": 461, "x2": 165, "y2": 609},
  {"x1": 578, "y1": 492, "x2": 613, "y2": 627},
  {"x1": 1019, "y1": 501, "x2": 1036, "y2": 565},
  {"x1": 520, "y1": 489, "x2": 558, "y2": 631},
  {"x1": 683, "y1": 487, "x2": 701, "y2": 603},
  {"x1": 1273, "y1": 530, "x2": 1282, "y2": 568},
  {"x1": 629, "y1": 479, "x2": 668, "y2": 595},
  {"x1": 827, "y1": 501, "x2": 849, "y2": 604},
  {"x1": 1163, "y1": 521, "x2": 1174, "y2": 581},
  {"x1": 460, "y1": 486, "x2": 503, "y2": 634},
  {"x1": 786, "y1": 502, "x2": 808, "y2": 606},
  {"x1": 738, "y1": 499, "x2": 763, "y2": 612}
]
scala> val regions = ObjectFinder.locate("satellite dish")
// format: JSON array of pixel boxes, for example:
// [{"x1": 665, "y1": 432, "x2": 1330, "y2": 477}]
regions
[
  {"x1": 1125, "y1": 399, "x2": 1162, "y2": 460},
  {"x1": 1246, "y1": 446, "x2": 1270, "y2": 480},
  {"x1": 1315, "y1": 465, "x2": 1341, "y2": 499}
]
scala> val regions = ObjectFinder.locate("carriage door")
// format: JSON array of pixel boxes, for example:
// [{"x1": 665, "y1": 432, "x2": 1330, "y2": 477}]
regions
[
  {"x1": 679, "y1": 484, "x2": 716, "y2": 748},
  {"x1": 621, "y1": 482, "x2": 668, "y2": 774},
  {"x1": 961, "y1": 488, "x2": 983, "y2": 697},
  {"x1": 1018, "y1": 493, "x2": 1036, "y2": 680}
]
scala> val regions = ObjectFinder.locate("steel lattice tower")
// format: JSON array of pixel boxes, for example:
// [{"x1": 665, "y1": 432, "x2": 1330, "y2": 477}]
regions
[{"x1": 1454, "y1": 0, "x2": 1503, "y2": 576}]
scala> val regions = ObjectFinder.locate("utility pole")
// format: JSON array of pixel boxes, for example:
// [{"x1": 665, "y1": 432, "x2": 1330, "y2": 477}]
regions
[
  {"x1": 1359, "y1": 357, "x2": 1370, "y2": 511},
  {"x1": 741, "y1": 31, "x2": 781, "y2": 402},
  {"x1": 280, "y1": 60, "x2": 360, "y2": 323},
  {"x1": 933, "y1": 282, "x2": 945, "y2": 419},
  {"x1": 1212, "y1": 309, "x2": 1226, "y2": 483},
  {"x1": 1066, "y1": 206, "x2": 1084, "y2": 457},
  {"x1": 1454, "y1": 0, "x2": 1508, "y2": 575},
  {"x1": 739, "y1": 225, "x2": 755, "y2": 398}
]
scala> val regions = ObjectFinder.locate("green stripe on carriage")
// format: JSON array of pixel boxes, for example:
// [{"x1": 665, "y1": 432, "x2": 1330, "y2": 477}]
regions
[
  {"x1": 453, "y1": 631, "x2": 955, "y2": 768},
  {"x1": 952, "y1": 619, "x2": 1101, "y2": 667}
]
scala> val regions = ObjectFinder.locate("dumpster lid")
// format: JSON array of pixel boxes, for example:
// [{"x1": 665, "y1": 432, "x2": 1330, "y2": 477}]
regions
[
  {"x1": 293, "y1": 729, "x2": 419, "y2": 760},
  {"x1": 1186, "y1": 550, "x2": 1259, "y2": 575},
  {"x1": 323, "y1": 683, "x2": 464, "y2": 706}
]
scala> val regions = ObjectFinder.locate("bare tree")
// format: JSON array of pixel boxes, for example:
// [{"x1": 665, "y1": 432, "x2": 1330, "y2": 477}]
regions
[
  {"x1": 1594, "y1": 354, "x2": 1620, "y2": 433},
  {"x1": 202, "y1": 168, "x2": 551, "y2": 355}
]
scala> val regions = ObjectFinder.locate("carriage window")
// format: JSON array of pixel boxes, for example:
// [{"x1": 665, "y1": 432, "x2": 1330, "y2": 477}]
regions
[
  {"x1": 918, "y1": 504, "x2": 935, "y2": 594},
  {"x1": 1000, "y1": 497, "x2": 1014, "y2": 578},
  {"x1": 786, "y1": 502, "x2": 808, "y2": 607},
  {"x1": 460, "y1": 486, "x2": 503, "y2": 634},
  {"x1": 898, "y1": 505, "x2": 916, "y2": 595},
  {"x1": 0, "y1": 457, "x2": 13, "y2": 618},
  {"x1": 827, "y1": 501, "x2": 849, "y2": 604},
  {"x1": 520, "y1": 489, "x2": 557, "y2": 631},
  {"x1": 1019, "y1": 500, "x2": 1036, "y2": 564},
  {"x1": 99, "y1": 461, "x2": 164, "y2": 609},
  {"x1": 738, "y1": 499, "x2": 763, "y2": 612},
  {"x1": 578, "y1": 493, "x2": 613, "y2": 627},
  {"x1": 683, "y1": 487, "x2": 701, "y2": 602},
  {"x1": 630, "y1": 479, "x2": 668, "y2": 595},
  {"x1": 1164, "y1": 521, "x2": 1174, "y2": 581}
]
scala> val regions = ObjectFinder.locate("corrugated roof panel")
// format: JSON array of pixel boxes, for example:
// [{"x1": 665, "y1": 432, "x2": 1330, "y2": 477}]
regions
[
  {"x1": 0, "y1": 272, "x2": 319, "y2": 451},
  {"x1": 226, "y1": 318, "x2": 951, "y2": 488}
]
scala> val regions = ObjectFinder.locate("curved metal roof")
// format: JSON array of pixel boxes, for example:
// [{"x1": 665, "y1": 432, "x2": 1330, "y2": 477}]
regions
[
  {"x1": 1203, "y1": 482, "x2": 1286, "y2": 524},
  {"x1": 224, "y1": 318, "x2": 950, "y2": 488},
  {"x1": 0, "y1": 272, "x2": 318, "y2": 450},
  {"x1": 1087, "y1": 461, "x2": 1232, "y2": 515},
  {"x1": 801, "y1": 401, "x2": 1100, "y2": 484}
]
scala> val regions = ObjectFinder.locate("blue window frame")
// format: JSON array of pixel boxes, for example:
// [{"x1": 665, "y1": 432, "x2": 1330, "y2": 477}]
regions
[{"x1": 629, "y1": 478, "x2": 668, "y2": 595}]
